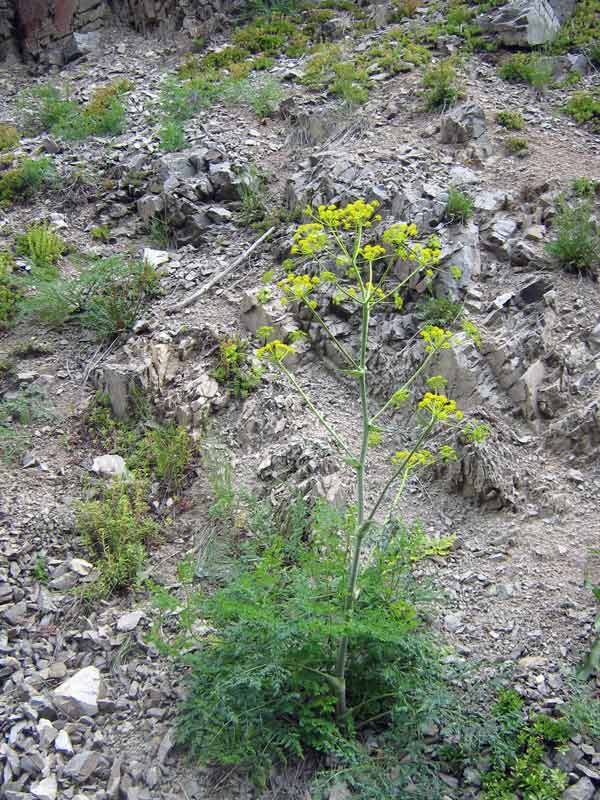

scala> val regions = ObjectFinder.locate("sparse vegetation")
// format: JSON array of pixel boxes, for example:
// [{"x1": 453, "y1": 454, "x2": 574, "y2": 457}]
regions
[
  {"x1": 0, "y1": 386, "x2": 54, "y2": 463},
  {"x1": 505, "y1": 136, "x2": 529, "y2": 154},
  {"x1": 445, "y1": 187, "x2": 474, "y2": 224},
  {"x1": 416, "y1": 295, "x2": 464, "y2": 327},
  {"x1": 158, "y1": 118, "x2": 186, "y2": 152},
  {"x1": 19, "y1": 80, "x2": 132, "y2": 140},
  {"x1": 0, "y1": 123, "x2": 19, "y2": 152},
  {"x1": 16, "y1": 223, "x2": 65, "y2": 277},
  {"x1": 498, "y1": 53, "x2": 553, "y2": 89},
  {"x1": 496, "y1": 109, "x2": 524, "y2": 130},
  {"x1": 572, "y1": 176, "x2": 598, "y2": 198},
  {"x1": 546, "y1": 197, "x2": 600, "y2": 273},
  {"x1": 19, "y1": 255, "x2": 159, "y2": 337},
  {"x1": 422, "y1": 58, "x2": 462, "y2": 110},
  {"x1": 564, "y1": 90, "x2": 600, "y2": 130},
  {"x1": 236, "y1": 163, "x2": 268, "y2": 225},
  {"x1": 0, "y1": 252, "x2": 20, "y2": 329},
  {"x1": 90, "y1": 224, "x2": 111, "y2": 243},
  {"x1": 0, "y1": 156, "x2": 56, "y2": 207},
  {"x1": 302, "y1": 44, "x2": 370, "y2": 105},
  {"x1": 212, "y1": 336, "x2": 263, "y2": 398}
]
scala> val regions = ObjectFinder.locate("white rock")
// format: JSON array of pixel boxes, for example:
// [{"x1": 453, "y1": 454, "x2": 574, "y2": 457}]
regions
[
  {"x1": 31, "y1": 774, "x2": 57, "y2": 800},
  {"x1": 116, "y1": 610, "x2": 144, "y2": 632},
  {"x1": 55, "y1": 729, "x2": 74, "y2": 755},
  {"x1": 37, "y1": 718, "x2": 58, "y2": 749},
  {"x1": 69, "y1": 558, "x2": 94, "y2": 576},
  {"x1": 52, "y1": 666, "x2": 101, "y2": 718},
  {"x1": 91, "y1": 454, "x2": 128, "y2": 478},
  {"x1": 143, "y1": 248, "x2": 170, "y2": 267}
]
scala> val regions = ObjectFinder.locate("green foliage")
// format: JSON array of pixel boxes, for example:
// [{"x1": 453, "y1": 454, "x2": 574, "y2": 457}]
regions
[
  {"x1": 545, "y1": 197, "x2": 600, "y2": 273},
  {"x1": 498, "y1": 54, "x2": 553, "y2": 89},
  {"x1": 32, "y1": 555, "x2": 49, "y2": 584},
  {"x1": 90, "y1": 224, "x2": 110, "y2": 242},
  {"x1": 133, "y1": 423, "x2": 195, "y2": 493},
  {"x1": 155, "y1": 499, "x2": 447, "y2": 784},
  {"x1": 496, "y1": 109, "x2": 524, "y2": 130},
  {"x1": 76, "y1": 478, "x2": 160, "y2": 598},
  {"x1": 505, "y1": 136, "x2": 528, "y2": 154},
  {"x1": 572, "y1": 176, "x2": 598, "y2": 198},
  {"x1": 212, "y1": 336, "x2": 263, "y2": 398},
  {"x1": 445, "y1": 187, "x2": 474, "y2": 224},
  {"x1": 0, "y1": 252, "x2": 20, "y2": 329},
  {"x1": 236, "y1": 163, "x2": 268, "y2": 225},
  {"x1": 0, "y1": 386, "x2": 54, "y2": 463},
  {"x1": 564, "y1": 90, "x2": 600, "y2": 129},
  {"x1": 549, "y1": 0, "x2": 600, "y2": 53},
  {"x1": 0, "y1": 123, "x2": 19, "y2": 152},
  {"x1": 0, "y1": 157, "x2": 56, "y2": 207},
  {"x1": 158, "y1": 118, "x2": 186, "y2": 152},
  {"x1": 416, "y1": 296, "x2": 464, "y2": 327},
  {"x1": 15, "y1": 223, "x2": 64, "y2": 277},
  {"x1": 19, "y1": 80, "x2": 131, "y2": 140},
  {"x1": 19, "y1": 255, "x2": 159, "y2": 337},
  {"x1": 422, "y1": 58, "x2": 462, "y2": 110},
  {"x1": 302, "y1": 45, "x2": 370, "y2": 105}
]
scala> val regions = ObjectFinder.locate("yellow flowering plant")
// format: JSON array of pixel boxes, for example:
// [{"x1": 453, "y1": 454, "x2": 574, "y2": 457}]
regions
[{"x1": 257, "y1": 199, "x2": 486, "y2": 721}]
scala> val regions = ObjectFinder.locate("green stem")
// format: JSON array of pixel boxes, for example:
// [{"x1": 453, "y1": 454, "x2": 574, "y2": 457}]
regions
[
  {"x1": 278, "y1": 362, "x2": 353, "y2": 459},
  {"x1": 370, "y1": 345, "x2": 440, "y2": 424},
  {"x1": 334, "y1": 296, "x2": 371, "y2": 720},
  {"x1": 300, "y1": 297, "x2": 358, "y2": 369}
]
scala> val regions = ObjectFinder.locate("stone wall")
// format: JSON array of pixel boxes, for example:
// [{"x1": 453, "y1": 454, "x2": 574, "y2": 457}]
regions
[{"x1": 0, "y1": 0, "x2": 243, "y2": 65}]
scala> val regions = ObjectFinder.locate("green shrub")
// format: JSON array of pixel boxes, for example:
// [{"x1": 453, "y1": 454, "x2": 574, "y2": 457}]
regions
[
  {"x1": 572, "y1": 176, "x2": 598, "y2": 198},
  {"x1": 19, "y1": 255, "x2": 159, "y2": 337},
  {"x1": 422, "y1": 58, "x2": 462, "y2": 110},
  {"x1": 445, "y1": 187, "x2": 474, "y2": 224},
  {"x1": 505, "y1": 136, "x2": 528, "y2": 154},
  {"x1": 16, "y1": 223, "x2": 65, "y2": 277},
  {"x1": 416, "y1": 296, "x2": 463, "y2": 327},
  {"x1": 546, "y1": 198, "x2": 600, "y2": 273},
  {"x1": 0, "y1": 123, "x2": 19, "y2": 152},
  {"x1": 498, "y1": 53, "x2": 553, "y2": 88},
  {"x1": 496, "y1": 109, "x2": 524, "y2": 130},
  {"x1": 237, "y1": 164, "x2": 268, "y2": 225},
  {"x1": 0, "y1": 157, "x2": 56, "y2": 206},
  {"x1": 0, "y1": 252, "x2": 20, "y2": 329},
  {"x1": 564, "y1": 90, "x2": 600, "y2": 129},
  {"x1": 19, "y1": 80, "x2": 131, "y2": 140},
  {"x1": 76, "y1": 478, "x2": 160, "y2": 597},
  {"x1": 0, "y1": 386, "x2": 54, "y2": 462},
  {"x1": 212, "y1": 336, "x2": 263, "y2": 398},
  {"x1": 133, "y1": 424, "x2": 195, "y2": 493},
  {"x1": 90, "y1": 224, "x2": 110, "y2": 242},
  {"x1": 303, "y1": 45, "x2": 370, "y2": 105},
  {"x1": 159, "y1": 118, "x2": 186, "y2": 152}
]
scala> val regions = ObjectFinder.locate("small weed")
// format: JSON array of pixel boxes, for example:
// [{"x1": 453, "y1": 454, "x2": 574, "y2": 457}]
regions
[
  {"x1": 422, "y1": 58, "x2": 462, "y2": 110},
  {"x1": 496, "y1": 110, "x2": 524, "y2": 130},
  {"x1": 76, "y1": 478, "x2": 161, "y2": 598},
  {"x1": 0, "y1": 157, "x2": 57, "y2": 207},
  {"x1": 212, "y1": 336, "x2": 263, "y2": 398},
  {"x1": 91, "y1": 224, "x2": 111, "y2": 243},
  {"x1": 0, "y1": 252, "x2": 20, "y2": 329},
  {"x1": 416, "y1": 296, "x2": 464, "y2": 327},
  {"x1": 16, "y1": 223, "x2": 65, "y2": 277},
  {"x1": 0, "y1": 123, "x2": 19, "y2": 152},
  {"x1": 389, "y1": 0, "x2": 419, "y2": 21},
  {"x1": 159, "y1": 118, "x2": 186, "y2": 152},
  {"x1": 19, "y1": 255, "x2": 159, "y2": 338},
  {"x1": 498, "y1": 53, "x2": 553, "y2": 89},
  {"x1": 146, "y1": 215, "x2": 174, "y2": 249},
  {"x1": 303, "y1": 45, "x2": 370, "y2": 105},
  {"x1": 237, "y1": 164, "x2": 268, "y2": 225},
  {"x1": 505, "y1": 136, "x2": 529, "y2": 154},
  {"x1": 546, "y1": 197, "x2": 600, "y2": 273},
  {"x1": 0, "y1": 386, "x2": 54, "y2": 463},
  {"x1": 445, "y1": 187, "x2": 474, "y2": 224},
  {"x1": 564, "y1": 90, "x2": 600, "y2": 130},
  {"x1": 133, "y1": 423, "x2": 195, "y2": 494},
  {"x1": 572, "y1": 176, "x2": 598, "y2": 198},
  {"x1": 32, "y1": 555, "x2": 49, "y2": 584}
]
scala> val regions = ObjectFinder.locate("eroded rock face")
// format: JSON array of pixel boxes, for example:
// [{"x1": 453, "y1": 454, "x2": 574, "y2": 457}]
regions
[{"x1": 477, "y1": 0, "x2": 574, "y2": 46}]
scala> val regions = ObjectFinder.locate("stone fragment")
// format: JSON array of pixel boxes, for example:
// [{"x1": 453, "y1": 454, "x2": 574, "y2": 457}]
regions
[
  {"x1": 143, "y1": 249, "x2": 169, "y2": 268},
  {"x1": 64, "y1": 750, "x2": 101, "y2": 783},
  {"x1": 91, "y1": 454, "x2": 128, "y2": 478},
  {"x1": 30, "y1": 775, "x2": 57, "y2": 800},
  {"x1": 54, "y1": 729, "x2": 73, "y2": 755},
  {"x1": 62, "y1": 32, "x2": 101, "y2": 63},
  {"x1": 37, "y1": 718, "x2": 58, "y2": 749},
  {"x1": 116, "y1": 611, "x2": 144, "y2": 632},
  {"x1": 440, "y1": 103, "x2": 487, "y2": 144},
  {"x1": 52, "y1": 666, "x2": 101, "y2": 718},
  {"x1": 562, "y1": 777, "x2": 595, "y2": 800},
  {"x1": 478, "y1": 0, "x2": 569, "y2": 46}
]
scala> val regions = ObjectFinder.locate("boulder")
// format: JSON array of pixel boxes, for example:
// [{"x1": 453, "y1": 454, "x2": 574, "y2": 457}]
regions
[
  {"x1": 91, "y1": 454, "x2": 128, "y2": 479},
  {"x1": 440, "y1": 103, "x2": 487, "y2": 144},
  {"x1": 52, "y1": 666, "x2": 102, "y2": 718},
  {"x1": 62, "y1": 31, "x2": 101, "y2": 63},
  {"x1": 477, "y1": 0, "x2": 567, "y2": 46}
]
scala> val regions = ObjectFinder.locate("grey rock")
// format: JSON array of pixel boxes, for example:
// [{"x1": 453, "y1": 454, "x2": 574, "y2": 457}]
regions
[
  {"x1": 478, "y1": 0, "x2": 565, "y2": 46},
  {"x1": 54, "y1": 729, "x2": 73, "y2": 755},
  {"x1": 137, "y1": 194, "x2": 164, "y2": 222},
  {"x1": 588, "y1": 322, "x2": 600, "y2": 354},
  {"x1": 62, "y1": 31, "x2": 101, "y2": 63},
  {"x1": 52, "y1": 666, "x2": 101, "y2": 718},
  {"x1": 206, "y1": 205, "x2": 233, "y2": 223},
  {"x1": 64, "y1": 750, "x2": 101, "y2": 783},
  {"x1": 440, "y1": 103, "x2": 487, "y2": 144},
  {"x1": 562, "y1": 777, "x2": 595, "y2": 800},
  {"x1": 37, "y1": 718, "x2": 58, "y2": 749},
  {"x1": 91, "y1": 454, "x2": 128, "y2": 479},
  {"x1": 116, "y1": 611, "x2": 143, "y2": 631},
  {"x1": 30, "y1": 775, "x2": 57, "y2": 800}
]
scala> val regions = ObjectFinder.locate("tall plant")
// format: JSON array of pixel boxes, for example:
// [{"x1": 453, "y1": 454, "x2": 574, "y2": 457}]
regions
[{"x1": 258, "y1": 199, "x2": 485, "y2": 719}]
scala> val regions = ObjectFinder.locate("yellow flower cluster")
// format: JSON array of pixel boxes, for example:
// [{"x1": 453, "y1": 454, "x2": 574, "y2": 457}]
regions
[
  {"x1": 278, "y1": 273, "x2": 320, "y2": 300},
  {"x1": 418, "y1": 392, "x2": 464, "y2": 421},
  {"x1": 420, "y1": 325, "x2": 452, "y2": 353},
  {"x1": 439, "y1": 445, "x2": 458, "y2": 462},
  {"x1": 382, "y1": 222, "x2": 418, "y2": 248},
  {"x1": 314, "y1": 199, "x2": 382, "y2": 231},
  {"x1": 361, "y1": 244, "x2": 386, "y2": 262},
  {"x1": 391, "y1": 449, "x2": 435, "y2": 470},
  {"x1": 291, "y1": 223, "x2": 328, "y2": 256},
  {"x1": 256, "y1": 340, "x2": 295, "y2": 362}
]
